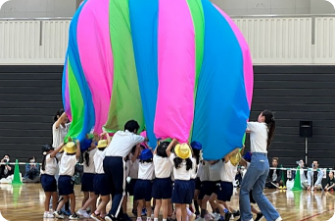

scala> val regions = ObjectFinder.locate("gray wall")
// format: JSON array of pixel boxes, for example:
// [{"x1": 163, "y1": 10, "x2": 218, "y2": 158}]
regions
[
  {"x1": 248, "y1": 66, "x2": 335, "y2": 168},
  {"x1": 211, "y1": 0, "x2": 335, "y2": 15},
  {"x1": 0, "y1": 66, "x2": 63, "y2": 164},
  {"x1": 0, "y1": 0, "x2": 77, "y2": 18}
]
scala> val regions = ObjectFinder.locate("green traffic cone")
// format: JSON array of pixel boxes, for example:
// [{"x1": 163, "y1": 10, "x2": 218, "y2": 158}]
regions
[
  {"x1": 12, "y1": 159, "x2": 22, "y2": 184},
  {"x1": 292, "y1": 166, "x2": 303, "y2": 191}
]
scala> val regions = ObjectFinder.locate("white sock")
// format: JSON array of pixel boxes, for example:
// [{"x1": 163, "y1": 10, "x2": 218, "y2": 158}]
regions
[
  {"x1": 154, "y1": 218, "x2": 159, "y2": 221},
  {"x1": 163, "y1": 219, "x2": 167, "y2": 221},
  {"x1": 187, "y1": 207, "x2": 193, "y2": 216}
]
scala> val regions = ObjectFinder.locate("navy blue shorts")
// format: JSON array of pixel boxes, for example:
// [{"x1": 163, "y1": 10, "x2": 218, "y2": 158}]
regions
[
  {"x1": 134, "y1": 179, "x2": 152, "y2": 201},
  {"x1": 94, "y1": 174, "x2": 110, "y2": 196},
  {"x1": 152, "y1": 177, "x2": 172, "y2": 199},
  {"x1": 127, "y1": 178, "x2": 137, "y2": 196},
  {"x1": 198, "y1": 181, "x2": 213, "y2": 200},
  {"x1": 81, "y1": 173, "x2": 95, "y2": 192},
  {"x1": 58, "y1": 175, "x2": 74, "y2": 196},
  {"x1": 195, "y1": 177, "x2": 201, "y2": 190},
  {"x1": 40, "y1": 174, "x2": 57, "y2": 192},
  {"x1": 217, "y1": 181, "x2": 233, "y2": 202},
  {"x1": 172, "y1": 180, "x2": 193, "y2": 204}
]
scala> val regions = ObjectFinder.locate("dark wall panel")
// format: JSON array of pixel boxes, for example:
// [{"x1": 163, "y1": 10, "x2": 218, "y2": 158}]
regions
[
  {"x1": 247, "y1": 66, "x2": 335, "y2": 168},
  {"x1": 0, "y1": 65, "x2": 63, "y2": 165},
  {"x1": 0, "y1": 65, "x2": 334, "y2": 169}
]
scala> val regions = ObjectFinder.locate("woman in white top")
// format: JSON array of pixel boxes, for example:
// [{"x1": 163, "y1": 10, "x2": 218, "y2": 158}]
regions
[
  {"x1": 152, "y1": 141, "x2": 173, "y2": 221},
  {"x1": 40, "y1": 143, "x2": 63, "y2": 218},
  {"x1": 54, "y1": 141, "x2": 81, "y2": 220},
  {"x1": 134, "y1": 148, "x2": 155, "y2": 221},
  {"x1": 166, "y1": 139, "x2": 193, "y2": 221},
  {"x1": 91, "y1": 132, "x2": 112, "y2": 221},
  {"x1": 77, "y1": 134, "x2": 99, "y2": 218},
  {"x1": 239, "y1": 110, "x2": 282, "y2": 221}
]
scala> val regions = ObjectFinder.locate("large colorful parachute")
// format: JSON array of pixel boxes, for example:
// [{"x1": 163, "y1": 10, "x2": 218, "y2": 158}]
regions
[{"x1": 62, "y1": 0, "x2": 253, "y2": 160}]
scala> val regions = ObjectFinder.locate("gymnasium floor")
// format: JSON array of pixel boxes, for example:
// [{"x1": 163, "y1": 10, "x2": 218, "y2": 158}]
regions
[{"x1": 0, "y1": 184, "x2": 334, "y2": 221}]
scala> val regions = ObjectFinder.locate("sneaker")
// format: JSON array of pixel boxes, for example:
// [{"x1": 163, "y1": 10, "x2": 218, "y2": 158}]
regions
[
  {"x1": 204, "y1": 214, "x2": 213, "y2": 221},
  {"x1": 77, "y1": 209, "x2": 90, "y2": 218},
  {"x1": 275, "y1": 217, "x2": 282, "y2": 221},
  {"x1": 142, "y1": 208, "x2": 147, "y2": 216},
  {"x1": 190, "y1": 213, "x2": 196, "y2": 221},
  {"x1": 43, "y1": 211, "x2": 53, "y2": 218},
  {"x1": 91, "y1": 213, "x2": 101, "y2": 221},
  {"x1": 54, "y1": 211, "x2": 65, "y2": 219},
  {"x1": 136, "y1": 217, "x2": 142, "y2": 221},
  {"x1": 147, "y1": 217, "x2": 151, "y2": 221},
  {"x1": 195, "y1": 217, "x2": 205, "y2": 221},
  {"x1": 255, "y1": 213, "x2": 264, "y2": 221},
  {"x1": 225, "y1": 212, "x2": 232, "y2": 221},
  {"x1": 233, "y1": 210, "x2": 240, "y2": 217},
  {"x1": 105, "y1": 215, "x2": 114, "y2": 221},
  {"x1": 69, "y1": 213, "x2": 80, "y2": 220},
  {"x1": 230, "y1": 214, "x2": 234, "y2": 220}
]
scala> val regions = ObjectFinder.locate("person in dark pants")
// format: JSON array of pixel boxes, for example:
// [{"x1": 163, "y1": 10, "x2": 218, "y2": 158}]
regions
[
  {"x1": 104, "y1": 120, "x2": 148, "y2": 221},
  {"x1": 265, "y1": 157, "x2": 282, "y2": 189}
]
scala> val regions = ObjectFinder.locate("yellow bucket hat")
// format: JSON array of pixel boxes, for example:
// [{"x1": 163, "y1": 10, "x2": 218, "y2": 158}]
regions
[
  {"x1": 97, "y1": 139, "x2": 108, "y2": 149},
  {"x1": 230, "y1": 151, "x2": 242, "y2": 166},
  {"x1": 174, "y1": 143, "x2": 191, "y2": 159},
  {"x1": 64, "y1": 142, "x2": 76, "y2": 154}
]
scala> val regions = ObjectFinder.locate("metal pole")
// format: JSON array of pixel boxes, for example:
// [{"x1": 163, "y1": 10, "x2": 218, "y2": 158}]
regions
[{"x1": 305, "y1": 137, "x2": 308, "y2": 164}]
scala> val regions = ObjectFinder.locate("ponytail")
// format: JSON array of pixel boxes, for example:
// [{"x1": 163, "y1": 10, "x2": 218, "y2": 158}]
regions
[
  {"x1": 267, "y1": 119, "x2": 276, "y2": 148},
  {"x1": 173, "y1": 157, "x2": 193, "y2": 171},
  {"x1": 261, "y1": 109, "x2": 276, "y2": 148},
  {"x1": 42, "y1": 154, "x2": 47, "y2": 171},
  {"x1": 84, "y1": 151, "x2": 90, "y2": 167}
]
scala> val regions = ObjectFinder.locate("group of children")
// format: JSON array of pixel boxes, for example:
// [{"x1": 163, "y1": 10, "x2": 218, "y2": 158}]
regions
[{"x1": 40, "y1": 119, "x2": 261, "y2": 221}]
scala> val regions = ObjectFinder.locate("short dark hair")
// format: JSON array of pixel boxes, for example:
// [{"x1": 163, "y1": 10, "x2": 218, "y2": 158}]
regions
[
  {"x1": 157, "y1": 142, "x2": 169, "y2": 158},
  {"x1": 272, "y1": 157, "x2": 279, "y2": 162},
  {"x1": 124, "y1": 120, "x2": 140, "y2": 133}
]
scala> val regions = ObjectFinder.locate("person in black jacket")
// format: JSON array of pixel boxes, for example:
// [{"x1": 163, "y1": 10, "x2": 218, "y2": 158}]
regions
[
  {"x1": 0, "y1": 154, "x2": 14, "y2": 179},
  {"x1": 265, "y1": 157, "x2": 282, "y2": 188}
]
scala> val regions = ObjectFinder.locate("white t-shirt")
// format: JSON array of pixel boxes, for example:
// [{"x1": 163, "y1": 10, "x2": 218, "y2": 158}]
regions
[
  {"x1": 105, "y1": 130, "x2": 145, "y2": 158},
  {"x1": 169, "y1": 153, "x2": 191, "y2": 181},
  {"x1": 199, "y1": 161, "x2": 210, "y2": 182},
  {"x1": 128, "y1": 153, "x2": 139, "y2": 179},
  {"x1": 59, "y1": 154, "x2": 78, "y2": 176},
  {"x1": 40, "y1": 154, "x2": 58, "y2": 176},
  {"x1": 52, "y1": 122, "x2": 70, "y2": 148},
  {"x1": 153, "y1": 155, "x2": 173, "y2": 178},
  {"x1": 83, "y1": 148, "x2": 97, "y2": 174},
  {"x1": 209, "y1": 160, "x2": 222, "y2": 181},
  {"x1": 191, "y1": 158, "x2": 197, "y2": 179},
  {"x1": 138, "y1": 162, "x2": 154, "y2": 180},
  {"x1": 247, "y1": 122, "x2": 268, "y2": 153},
  {"x1": 221, "y1": 160, "x2": 237, "y2": 182},
  {"x1": 94, "y1": 150, "x2": 105, "y2": 174}
]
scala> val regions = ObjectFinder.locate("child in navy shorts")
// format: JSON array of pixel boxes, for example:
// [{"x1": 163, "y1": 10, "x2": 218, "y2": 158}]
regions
[
  {"x1": 41, "y1": 143, "x2": 63, "y2": 218},
  {"x1": 166, "y1": 139, "x2": 193, "y2": 221},
  {"x1": 77, "y1": 134, "x2": 98, "y2": 218},
  {"x1": 217, "y1": 148, "x2": 240, "y2": 220},
  {"x1": 53, "y1": 141, "x2": 81, "y2": 219},
  {"x1": 91, "y1": 132, "x2": 112, "y2": 221},
  {"x1": 152, "y1": 140, "x2": 173, "y2": 221},
  {"x1": 190, "y1": 141, "x2": 202, "y2": 216},
  {"x1": 134, "y1": 148, "x2": 154, "y2": 221},
  {"x1": 127, "y1": 144, "x2": 141, "y2": 216}
]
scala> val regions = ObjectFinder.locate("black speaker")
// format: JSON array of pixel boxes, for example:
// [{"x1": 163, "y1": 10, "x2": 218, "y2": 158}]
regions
[{"x1": 299, "y1": 121, "x2": 313, "y2": 138}]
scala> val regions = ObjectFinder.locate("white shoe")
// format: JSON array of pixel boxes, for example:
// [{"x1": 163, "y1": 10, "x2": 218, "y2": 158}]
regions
[
  {"x1": 190, "y1": 214, "x2": 196, "y2": 221},
  {"x1": 195, "y1": 217, "x2": 205, "y2": 221},
  {"x1": 230, "y1": 214, "x2": 234, "y2": 220},
  {"x1": 53, "y1": 211, "x2": 64, "y2": 219},
  {"x1": 275, "y1": 217, "x2": 283, "y2": 221},
  {"x1": 44, "y1": 211, "x2": 55, "y2": 218},
  {"x1": 77, "y1": 209, "x2": 90, "y2": 218}
]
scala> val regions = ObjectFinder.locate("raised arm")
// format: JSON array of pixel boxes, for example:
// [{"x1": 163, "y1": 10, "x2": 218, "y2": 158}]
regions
[
  {"x1": 50, "y1": 143, "x2": 65, "y2": 158},
  {"x1": 224, "y1": 148, "x2": 240, "y2": 163},
  {"x1": 76, "y1": 140, "x2": 81, "y2": 160},
  {"x1": 166, "y1": 139, "x2": 178, "y2": 157},
  {"x1": 54, "y1": 112, "x2": 67, "y2": 129}
]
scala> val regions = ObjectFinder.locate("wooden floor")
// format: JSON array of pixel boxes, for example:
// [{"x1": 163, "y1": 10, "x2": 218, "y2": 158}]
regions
[{"x1": 0, "y1": 184, "x2": 334, "y2": 221}]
